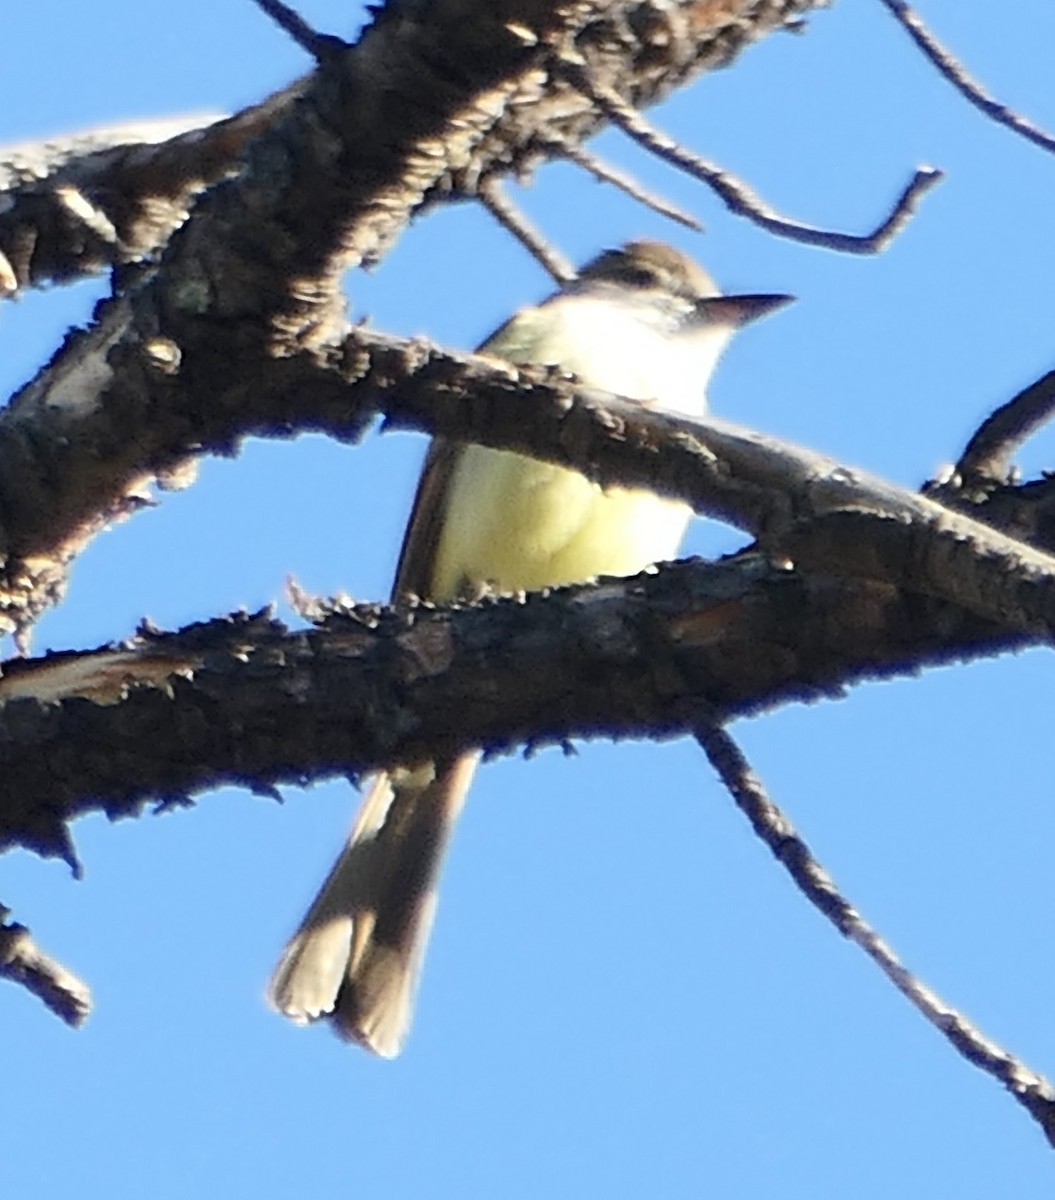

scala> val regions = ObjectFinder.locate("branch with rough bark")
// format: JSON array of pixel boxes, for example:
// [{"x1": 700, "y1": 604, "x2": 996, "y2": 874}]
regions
[
  {"x1": 4, "y1": 362, "x2": 1055, "y2": 862},
  {"x1": 0, "y1": 550, "x2": 1030, "y2": 866},
  {"x1": 0, "y1": 91, "x2": 303, "y2": 297},
  {"x1": 6, "y1": 254, "x2": 1055, "y2": 635},
  {"x1": 5, "y1": 2, "x2": 1055, "y2": 1152},
  {"x1": 0, "y1": 0, "x2": 828, "y2": 638}
]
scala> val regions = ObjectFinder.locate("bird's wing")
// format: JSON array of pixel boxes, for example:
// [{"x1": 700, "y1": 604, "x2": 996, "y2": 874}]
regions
[{"x1": 390, "y1": 306, "x2": 552, "y2": 602}]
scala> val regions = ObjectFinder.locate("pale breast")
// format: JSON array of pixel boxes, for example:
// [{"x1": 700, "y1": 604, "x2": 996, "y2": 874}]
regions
[{"x1": 427, "y1": 293, "x2": 712, "y2": 600}]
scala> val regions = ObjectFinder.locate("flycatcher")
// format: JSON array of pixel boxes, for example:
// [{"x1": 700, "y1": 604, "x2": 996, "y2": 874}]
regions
[{"x1": 269, "y1": 240, "x2": 792, "y2": 1056}]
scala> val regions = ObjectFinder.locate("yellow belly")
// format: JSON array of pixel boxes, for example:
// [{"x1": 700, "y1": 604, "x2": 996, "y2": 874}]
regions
[{"x1": 429, "y1": 444, "x2": 691, "y2": 602}]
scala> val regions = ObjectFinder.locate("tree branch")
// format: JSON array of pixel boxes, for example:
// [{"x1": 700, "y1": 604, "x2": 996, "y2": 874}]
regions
[
  {"x1": 0, "y1": 555, "x2": 1031, "y2": 863},
  {"x1": 949, "y1": 367, "x2": 1055, "y2": 489},
  {"x1": 878, "y1": 0, "x2": 1055, "y2": 156},
  {"x1": 252, "y1": 0, "x2": 348, "y2": 60},
  {"x1": 0, "y1": 92, "x2": 302, "y2": 296},
  {"x1": 561, "y1": 57, "x2": 945, "y2": 253},
  {"x1": 553, "y1": 138, "x2": 703, "y2": 230},
  {"x1": 477, "y1": 179, "x2": 575, "y2": 281},
  {"x1": 697, "y1": 721, "x2": 1055, "y2": 1150},
  {"x1": 4, "y1": 299, "x2": 1055, "y2": 650},
  {"x1": 0, "y1": 912, "x2": 91, "y2": 1028},
  {"x1": 0, "y1": 0, "x2": 829, "y2": 636}
]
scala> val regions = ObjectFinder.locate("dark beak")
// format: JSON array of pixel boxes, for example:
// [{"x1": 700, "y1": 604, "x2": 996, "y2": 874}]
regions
[{"x1": 698, "y1": 293, "x2": 795, "y2": 327}]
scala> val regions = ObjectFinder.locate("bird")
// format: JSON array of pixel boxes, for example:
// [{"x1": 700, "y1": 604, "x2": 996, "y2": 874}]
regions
[{"x1": 268, "y1": 239, "x2": 792, "y2": 1057}]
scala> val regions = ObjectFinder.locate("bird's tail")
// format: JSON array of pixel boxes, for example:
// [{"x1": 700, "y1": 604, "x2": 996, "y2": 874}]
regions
[{"x1": 268, "y1": 753, "x2": 478, "y2": 1058}]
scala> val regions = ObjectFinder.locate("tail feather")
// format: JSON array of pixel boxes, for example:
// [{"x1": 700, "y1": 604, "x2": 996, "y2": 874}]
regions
[{"x1": 268, "y1": 754, "x2": 477, "y2": 1057}]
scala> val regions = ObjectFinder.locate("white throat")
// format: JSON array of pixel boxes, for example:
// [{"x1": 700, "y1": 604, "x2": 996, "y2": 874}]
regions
[{"x1": 532, "y1": 293, "x2": 729, "y2": 417}]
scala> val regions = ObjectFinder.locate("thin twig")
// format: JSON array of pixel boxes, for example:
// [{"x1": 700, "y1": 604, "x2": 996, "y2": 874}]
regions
[
  {"x1": 695, "y1": 720, "x2": 1055, "y2": 1148},
  {"x1": 0, "y1": 913, "x2": 92, "y2": 1028},
  {"x1": 953, "y1": 368, "x2": 1055, "y2": 487},
  {"x1": 477, "y1": 179, "x2": 575, "y2": 283},
  {"x1": 878, "y1": 0, "x2": 1055, "y2": 155},
  {"x1": 555, "y1": 140, "x2": 703, "y2": 231},
  {"x1": 563, "y1": 60, "x2": 943, "y2": 254},
  {"x1": 252, "y1": 0, "x2": 346, "y2": 60}
]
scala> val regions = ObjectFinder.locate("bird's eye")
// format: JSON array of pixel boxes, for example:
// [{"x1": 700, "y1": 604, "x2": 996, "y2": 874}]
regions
[{"x1": 621, "y1": 266, "x2": 661, "y2": 289}]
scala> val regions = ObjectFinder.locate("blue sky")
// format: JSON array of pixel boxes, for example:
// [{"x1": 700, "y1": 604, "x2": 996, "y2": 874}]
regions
[{"x1": 4, "y1": 2, "x2": 1055, "y2": 1196}]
